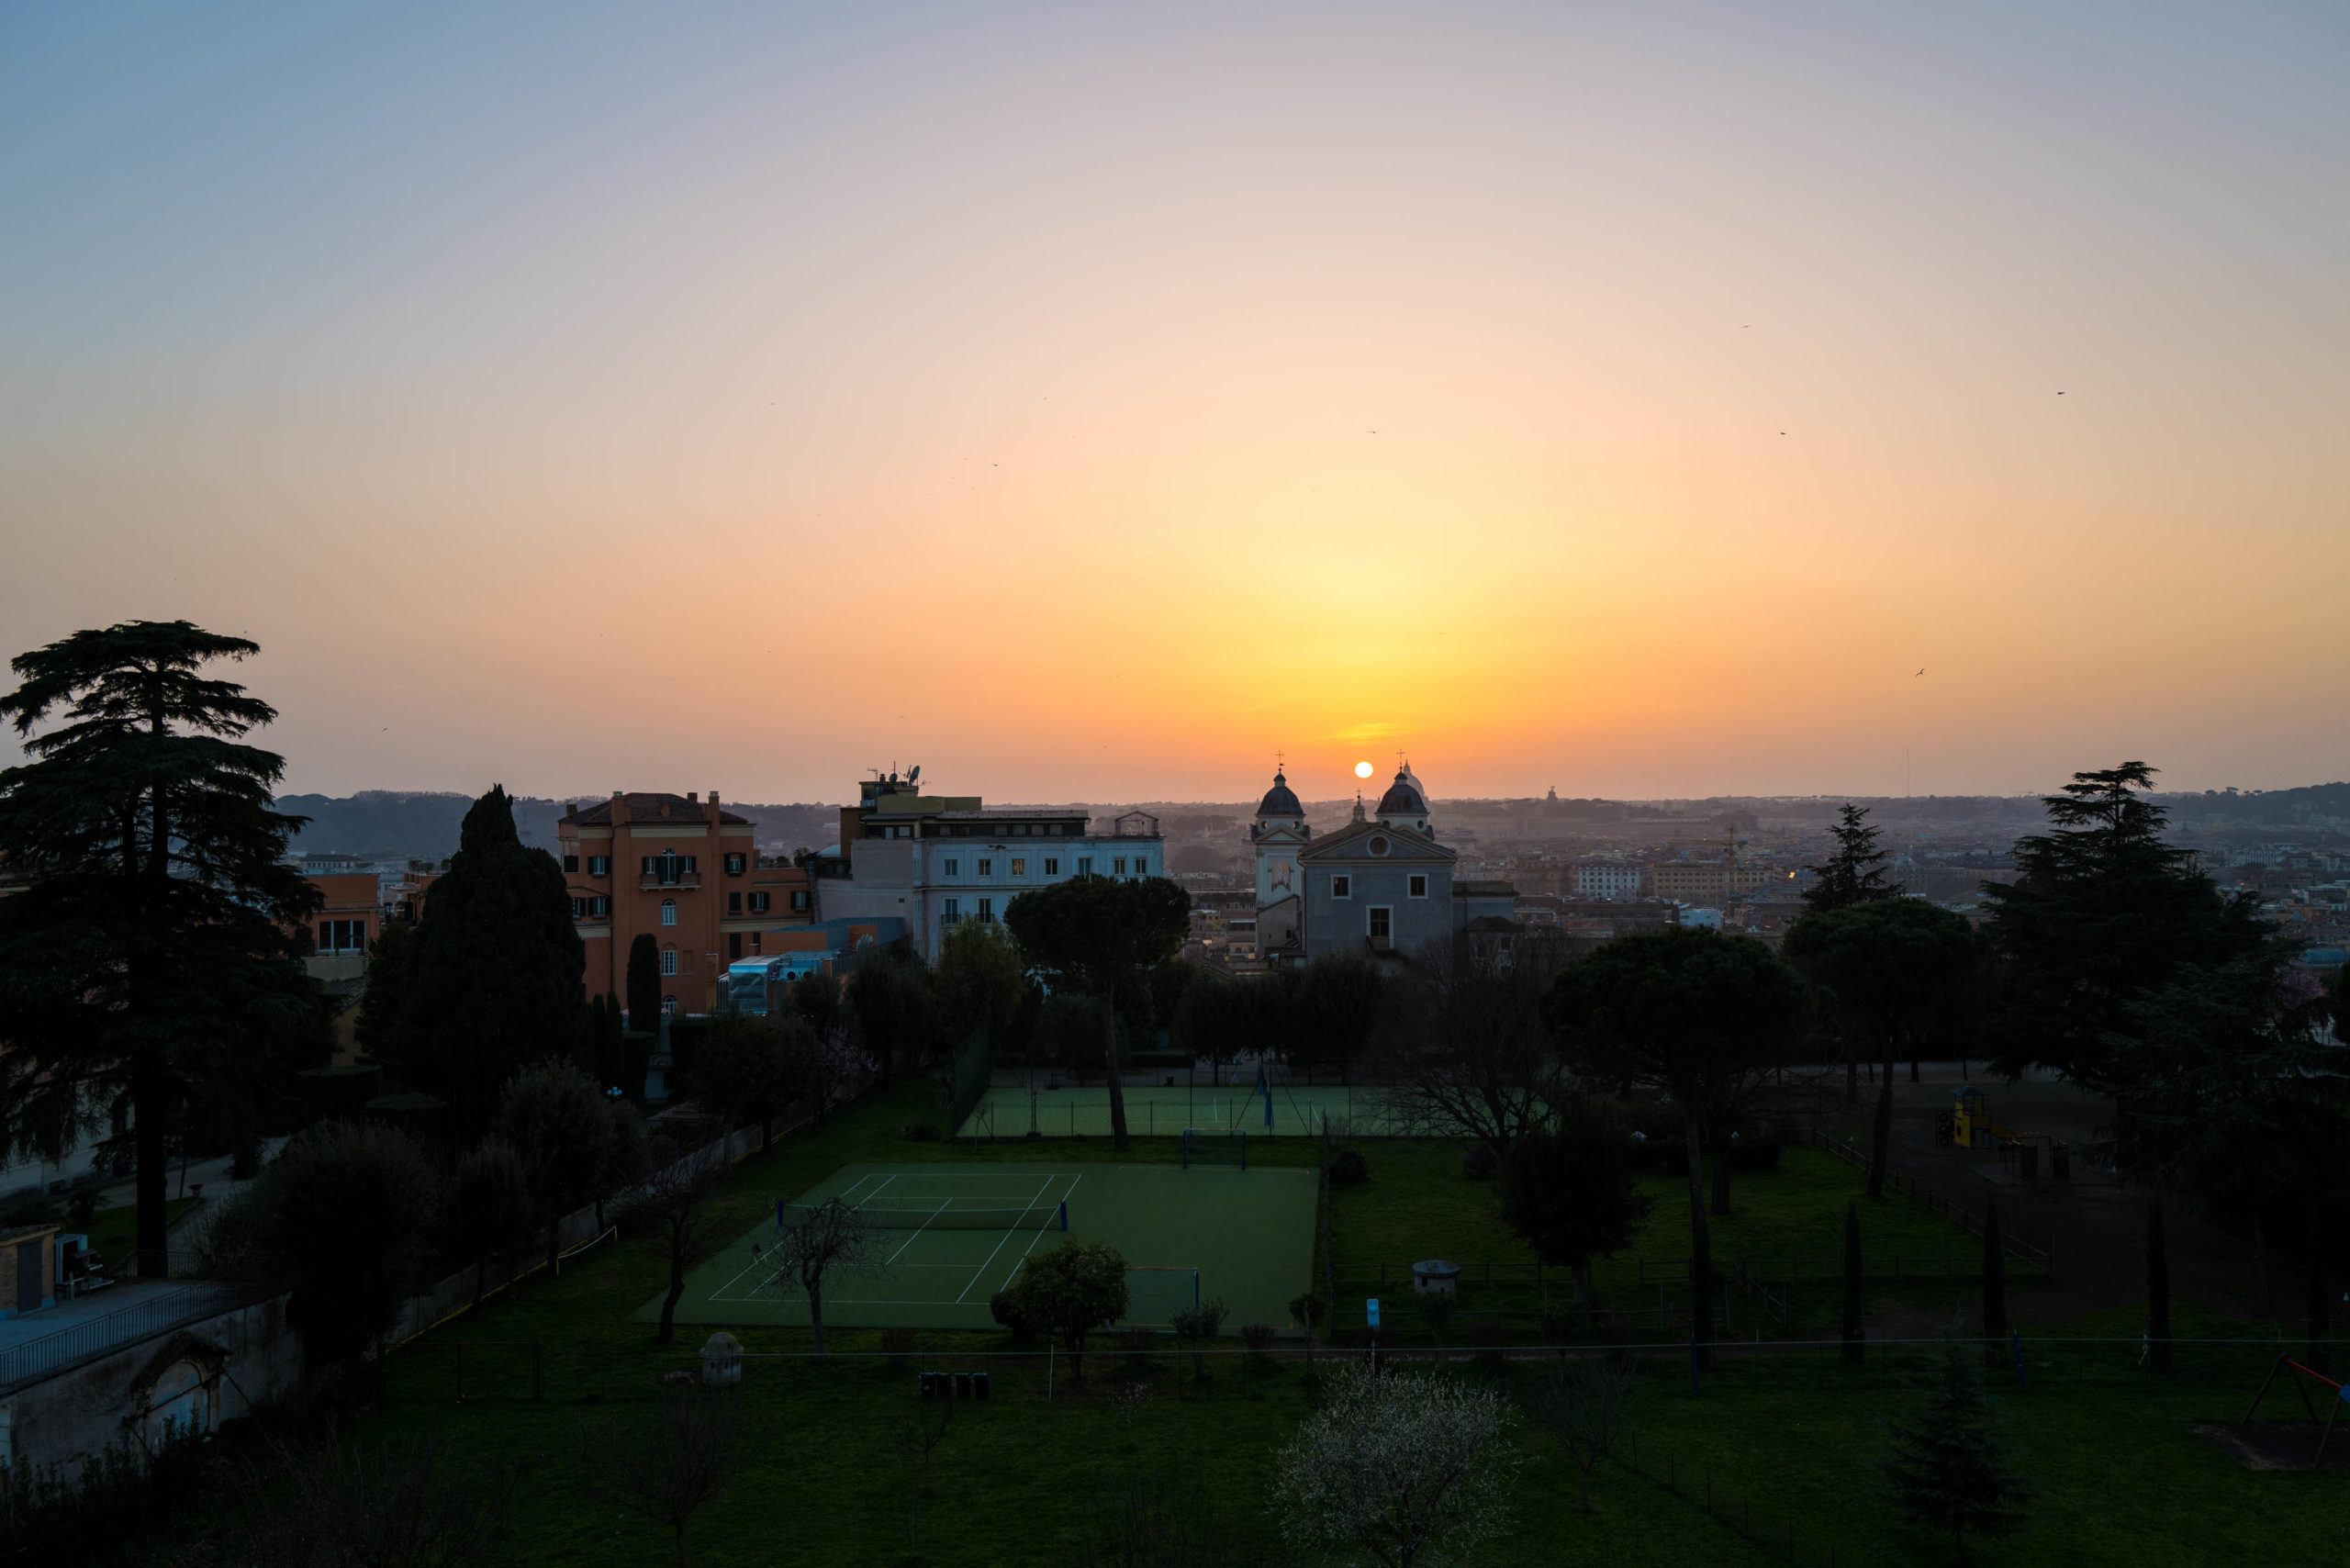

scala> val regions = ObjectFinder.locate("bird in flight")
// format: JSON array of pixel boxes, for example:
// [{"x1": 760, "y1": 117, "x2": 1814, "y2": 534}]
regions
[{"x1": 1916, "y1": 668, "x2": 1925, "y2": 677}]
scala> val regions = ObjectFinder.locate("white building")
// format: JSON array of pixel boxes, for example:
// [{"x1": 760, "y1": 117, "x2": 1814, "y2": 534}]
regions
[
  {"x1": 813, "y1": 772, "x2": 1164, "y2": 960},
  {"x1": 1574, "y1": 859, "x2": 1647, "y2": 902}
]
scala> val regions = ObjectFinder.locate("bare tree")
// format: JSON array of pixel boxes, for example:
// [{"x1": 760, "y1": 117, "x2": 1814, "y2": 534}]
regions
[
  {"x1": 767, "y1": 1196, "x2": 880, "y2": 1357},
  {"x1": 621, "y1": 1135, "x2": 734, "y2": 1346},
  {"x1": 899, "y1": 1390, "x2": 955, "y2": 1556},
  {"x1": 1272, "y1": 1361, "x2": 1518, "y2": 1568},
  {"x1": 578, "y1": 1385, "x2": 751, "y2": 1568},
  {"x1": 1522, "y1": 1358, "x2": 1637, "y2": 1511},
  {"x1": 238, "y1": 1429, "x2": 517, "y2": 1568},
  {"x1": 1378, "y1": 928, "x2": 1581, "y2": 1162}
]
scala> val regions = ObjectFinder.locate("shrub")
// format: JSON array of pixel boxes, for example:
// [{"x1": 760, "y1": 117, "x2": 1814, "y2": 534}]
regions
[
  {"x1": 904, "y1": 1121, "x2": 941, "y2": 1142},
  {"x1": 1239, "y1": 1323, "x2": 1278, "y2": 1368},
  {"x1": 990, "y1": 1288, "x2": 1038, "y2": 1341},
  {"x1": 1460, "y1": 1144, "x2": 1497, "y2": 1181},
  {"x1": 1288, "y1": 1292, "x2": 1328, "y2": 1334},
  {"x1": 1327, "y1": 1148, "x2": 1369, "y2": 1186}
]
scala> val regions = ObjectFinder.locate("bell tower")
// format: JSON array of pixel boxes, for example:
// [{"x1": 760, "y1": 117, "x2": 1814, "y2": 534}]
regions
[{"x1": 1250, "y1": 762, "x2": 1309, "y2": 956}]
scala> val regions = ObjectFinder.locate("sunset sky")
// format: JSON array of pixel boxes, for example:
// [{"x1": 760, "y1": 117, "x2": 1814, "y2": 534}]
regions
[{"x1": 5, "y1": 3, "x2": 2345, "y2": 805}]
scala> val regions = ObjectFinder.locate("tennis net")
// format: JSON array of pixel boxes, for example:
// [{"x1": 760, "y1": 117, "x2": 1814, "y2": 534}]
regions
[{"x1": 774, "y1": 1197, "x2": 1069, "y2": 1232}]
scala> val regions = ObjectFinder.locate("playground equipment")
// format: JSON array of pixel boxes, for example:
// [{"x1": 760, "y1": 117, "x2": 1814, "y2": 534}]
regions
[
  {"x1": 2239, "y1": 1352, "x2": 2350, "y2": 1468},
  {"x1": 1937, "y1": 1086, "x2": 2073, "y2": 1181}
]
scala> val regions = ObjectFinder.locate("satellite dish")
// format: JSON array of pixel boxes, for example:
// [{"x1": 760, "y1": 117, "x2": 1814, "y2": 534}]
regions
[{"x1": 907, "y1": 764, "x2": 921, "y2": 786}]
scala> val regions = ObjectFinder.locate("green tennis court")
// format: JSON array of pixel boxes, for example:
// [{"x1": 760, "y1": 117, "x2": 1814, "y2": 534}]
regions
[
  {"x1": 643, "y1": 1160, "x2": 1318, "y2": 1334},
  {"x1": 954, "y1": 1083, "x2": 1412, "y2": 1139}
]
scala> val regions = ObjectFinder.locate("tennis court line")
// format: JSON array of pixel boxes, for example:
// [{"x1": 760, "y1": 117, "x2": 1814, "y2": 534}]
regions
[
  {"x1": 996, "y1": 1172, "x2": 1081, "y2": 1295},
  {"x1": 955, "y1": 1173, "x2": 1058, "y2": 1304}
]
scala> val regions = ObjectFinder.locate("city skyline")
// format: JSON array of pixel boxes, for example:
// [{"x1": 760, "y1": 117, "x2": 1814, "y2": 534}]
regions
[{"x1": 6, "y1": 3, "x2": 2346, "y2": 801}]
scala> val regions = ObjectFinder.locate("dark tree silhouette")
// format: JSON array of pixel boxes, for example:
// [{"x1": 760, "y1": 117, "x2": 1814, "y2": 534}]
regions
[
  {"x1": 1874, "y1": 1342, "x2": 2031, "y2": 1560},
  {"x1": 1983, "y1": 762, "x2": 2274, "y2": 1090},
  {"x1": 1498, "y1": 1099, "x2": 1654, "y2": 1305},
  {"x1": 1004, "y1": 876, "x2": 1189, "y2": 1151},
  {"x1": 1785, "y1": 898, "x2": 1979, "y2": 1197},
  {"x1": 1802, "y1": 802, "x2": 1904, "y2": 913},
  {"x1": 1546, "y1": 928, "x2": 1806, "y2": 1367},
  {"x1": 0, "y1": 621, "x2": 324, "y2": 1277},
  {"x1": 391, "y1": 787, "x2": 585, "y2": 1144},
  {"x1": 1843, "y1": 1201, "x2": 1865, "y2": 1366}
]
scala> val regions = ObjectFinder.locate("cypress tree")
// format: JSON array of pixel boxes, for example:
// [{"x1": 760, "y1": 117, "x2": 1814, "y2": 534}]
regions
[
  {"x1": 389, "y1": 786, "x2": 585, "y2": 1147},
  {"x1": 2307, "y1": 1206, "x2": 2331, "y2": 1375},
  {"x1": 1875, "y1": 1340, "x2": 2031, "y2": 1559},
  {"x1": 626, "y1": 933, "x2": 662, "y2": 1035},
  {"x1": 2146, "y1": 1199, "x2": 2172, "y2": 1372},
  {"x1": 1980, "y1": 1198, "x2": 2008, "y2": 1365},
  {"x1": 1842, "y1": 1201, "x2": 1865, "y2": 1366},
  {"x1": 596, "y1": 991, "x2": 626, "y2": 1092}
]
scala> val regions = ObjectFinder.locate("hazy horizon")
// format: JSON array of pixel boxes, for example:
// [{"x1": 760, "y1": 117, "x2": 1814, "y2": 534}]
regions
[{"x1": 6, "y1": 3, "x2": 2345, "y2": 801}]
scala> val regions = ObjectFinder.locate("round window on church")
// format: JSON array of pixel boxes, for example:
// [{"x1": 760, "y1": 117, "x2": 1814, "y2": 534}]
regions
[{"x1": 1368, "y1": 835, "x2": 1390, "y2": 856}]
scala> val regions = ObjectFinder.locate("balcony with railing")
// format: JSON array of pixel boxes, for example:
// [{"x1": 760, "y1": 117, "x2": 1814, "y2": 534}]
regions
[{"x1": 640, "y1": 873, "x2": 701, "y2": 892}]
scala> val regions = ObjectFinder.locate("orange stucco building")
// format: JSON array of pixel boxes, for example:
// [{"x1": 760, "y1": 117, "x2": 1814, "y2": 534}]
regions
[{"x1": 557, "y1": 791, "x2": 813, "y2": 1017}]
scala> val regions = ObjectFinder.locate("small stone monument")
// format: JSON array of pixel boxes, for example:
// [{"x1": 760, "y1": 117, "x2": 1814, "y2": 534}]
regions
[
  {"x1": 1411, "y1": 1260, "x2": 1461, "y2": 1297},
  {"x1": 699, "y1": 1331, "x2": 744, "y2": 1388}
]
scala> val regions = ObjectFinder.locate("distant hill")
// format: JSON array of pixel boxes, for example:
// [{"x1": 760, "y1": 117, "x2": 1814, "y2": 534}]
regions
[{"x1": 277, "y1": 791, "x2": 842, "y2": 860}]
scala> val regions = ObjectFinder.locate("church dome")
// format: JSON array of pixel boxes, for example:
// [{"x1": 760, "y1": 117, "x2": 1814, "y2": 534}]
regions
[
  {"x1": 1375, "y1": 767, "x2": 1428, "y2": 820},
  {"x1": 1256, "y1": 767, "x2": 1304, "y2": 819}
]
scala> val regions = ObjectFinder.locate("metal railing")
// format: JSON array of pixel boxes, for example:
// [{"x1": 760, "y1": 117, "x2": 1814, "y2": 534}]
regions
[{"x1": 0, "y1": 1285, "x2": 223, "y2": 1389}]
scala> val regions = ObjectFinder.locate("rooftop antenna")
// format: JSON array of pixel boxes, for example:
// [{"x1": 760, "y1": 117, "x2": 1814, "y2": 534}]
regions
[{"x1": 908, "y1": 764, "x2": 921, "y2": 787}]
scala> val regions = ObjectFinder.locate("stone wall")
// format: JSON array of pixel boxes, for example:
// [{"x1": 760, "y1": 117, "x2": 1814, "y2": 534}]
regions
[{"x1": 0, "y1": 1287, "x2": 300, "y2": 1484}]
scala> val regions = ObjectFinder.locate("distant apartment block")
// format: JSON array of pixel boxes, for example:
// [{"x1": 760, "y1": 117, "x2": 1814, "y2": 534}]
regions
[
  {"x1": 557, "y1": 792, "x2": 813, "y2": 1016},
  {"x1": 1573, "y1": 859, "x2": 1647, "y2": 901},
  {"x1": 811, "y1": 771, "x2": 1164, "y2": 959}
]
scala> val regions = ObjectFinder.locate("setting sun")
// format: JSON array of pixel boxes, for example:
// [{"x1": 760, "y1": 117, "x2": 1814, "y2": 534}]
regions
[{"x1": 1354, "y1": 761, "x2": 1375, "y2": 779}]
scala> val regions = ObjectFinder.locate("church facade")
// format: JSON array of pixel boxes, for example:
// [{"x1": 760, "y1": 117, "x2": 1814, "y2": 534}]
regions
[{"x1": 1250, "y1": 762, "x2": 1514, "y2": 965}]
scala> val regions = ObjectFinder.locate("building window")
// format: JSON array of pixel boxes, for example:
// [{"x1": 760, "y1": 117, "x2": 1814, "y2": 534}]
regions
[
  {"x1": 1368, "y1": 836, "x2": 1388, "y2": 857},
  {"x1": 790, "y1": 890, "x2": 810, "y2": 912},
  {"x1": 943, "y1": 857, "x2": 958, "y2": 876},
  {"x1": 661, "y1": 899, "x2": 678, "y2": 927},
  {"x1": 1077, "y1": 857, "x2": 1092, "y2": 875},
  {"x1": 1132, "y1": 856, "x2": 1148, "y2": 876},
  {"x1": 1332, "y1": 876, "x2": 1351, "y2": 899},
  {"x1": 1408, "y1": 875, "x2": 1427, "y2": 898},
  {"x1": 750, "y1": 932, "x2": 762, "y2": 952},
  {"x1": 728, "y1": 891, "x2": 742, "y2": 913},
  {"x1": 570, "y1": 897, "x2": 586, "y2": 919},
  {"x1": 977, "y1": 858, "x2": 993, "y2": 877},
  {"x1": 725, "y1": 853, "x2": 746, "y2": 875},
  {"x1": 661, "y1": 947, "x2": 678, "y2": 976},
  {"x1": 643, "y1": 851, "x2": 696, "y2": 884},
  {"x1": 728, "y1": 932, "x2": 743, "y2": 960},
  {"x1": 1113, "y1": 857, "x2": 1127, "y2": 875},
  {"x1": 1011, "y1": 858, "x2": 1025, "y2": 877},
  {"x1": 978, "y1": 897, "x2": 994, "y2": 924},
  {"x1": 588, "y1": 855, "x2": 610, "y2": 877},
  {"x1": 749, "y1": 891, "x2": 770, "y2": 913},
  {"x1": 563, "y1": 854, "x2": 579, "y2": 873},
  {"x1": 591, "y1": 896, "x2": 610, "y2": 918},
  {"x1": 1044, "y1": 858, "x2": 1058, "y2": 876},
  {"x1": 1370, "y1": 907, "x2": 1392, "y2": 943},
  {"x1": 315, "y1": 919, "x2": 368, "y2": 953}
]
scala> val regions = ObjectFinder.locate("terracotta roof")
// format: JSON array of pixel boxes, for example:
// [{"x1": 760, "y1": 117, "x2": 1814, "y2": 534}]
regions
[{"x1": 562, "y1": 793, "x2": 750, "y2": 827}]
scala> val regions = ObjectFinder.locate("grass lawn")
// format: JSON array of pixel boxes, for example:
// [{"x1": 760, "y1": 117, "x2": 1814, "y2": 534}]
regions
[{"x1": 350, "y1": 1082, "x2": 2347, "y2": 1567}]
